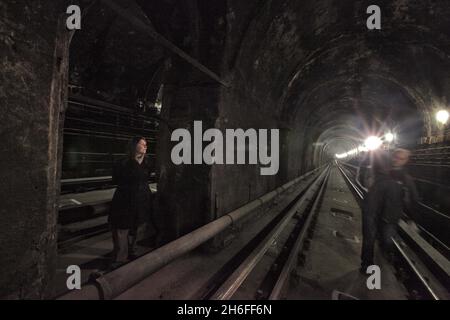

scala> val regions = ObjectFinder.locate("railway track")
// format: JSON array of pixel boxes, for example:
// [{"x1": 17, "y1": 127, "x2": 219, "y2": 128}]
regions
[
  {"x1": 337, "y1": 162, "x2": 450, "y2": 300},
  {"x1": 340, "y1": 162, "x2": 450, "y2": 256},
  {"x1": 58, "y1": 163, "x2": 448, "y2": 300},
  {"x1": 57, "y1": 181, "x2": 157, "y2": 250},
  {"x1": 195, "y1": 162, "x2": 449, "y2": 300},
  {"x1": 58, "y1": 165, "x2": 327, "y2": 300},
  {"x1": 191, "y1": 167, "x2": 331, "y2": 300}
]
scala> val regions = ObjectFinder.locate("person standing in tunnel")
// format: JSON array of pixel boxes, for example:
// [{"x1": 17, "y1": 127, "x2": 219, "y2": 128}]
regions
[
  {"x1": 360, "y1": 151, "x2": 403, "y2": 272},
  {"x1": 356, "y1": 152, "x2": 372, "y2": 189},
  {"x1": 109, "y1": 136, "x2": 159, "y2": 267},
  {"x1": 390, "y1": 148, "x2": 420, "y2": 224}
]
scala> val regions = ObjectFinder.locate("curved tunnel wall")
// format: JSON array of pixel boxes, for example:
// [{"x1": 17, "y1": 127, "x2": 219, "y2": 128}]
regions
[
  {"x1": 66, "y1": 1, "x2": 449, "y2": 235},
  {"x1": 2, "y1": 0, "x2": 448, "y2": 298},
  {"x1": 209, "y1": 0, "x2": 449, "y2": 221}
]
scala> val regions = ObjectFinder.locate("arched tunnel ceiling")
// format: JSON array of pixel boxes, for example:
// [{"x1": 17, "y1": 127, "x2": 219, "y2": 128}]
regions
[
  {"x1": 312, "y1": 122, "x2": 365, "y2": 163},
  {"x1": 69, "y1": 1, "x2": 166, "y2": 105},
  {"x1": 70, "y1": 0, "x2": 449, "y2": 156},
  {"x1": 70, "y1": 0, "x2": 227, "y2": 106},
  {"x1": 69, "y1": 0, "x2": 204, "y2": 106},
  {"x1": 231, "y1": 0, "x2": 450, "y2": 157}
]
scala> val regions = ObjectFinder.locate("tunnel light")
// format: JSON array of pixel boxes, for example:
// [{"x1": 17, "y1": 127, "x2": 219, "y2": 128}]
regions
[
  {"x1": 364, "y1": 136, "x2": 382, "y2": 151},
  {"x1": 436, "y1": 110, "x2": 449, "y2": 125},
  {"x1": 335, "y1": 153, "x2": 348, "y2": 159},
  {"x1": 385, "y1": 132, "x2": 394, "y2": 142},
  {"x1": 358, "y1": 145, "x2": 369, "y2": 152}
]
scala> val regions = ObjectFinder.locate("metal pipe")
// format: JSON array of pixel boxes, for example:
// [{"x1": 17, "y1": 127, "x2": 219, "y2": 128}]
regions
[
  {"x1": 58, "y1": 167, "x2": 325, "y2": 300},
  {"x1": 269, "y1": 168, "x2": 329, "y2": 299},
  {"x1": 99, "y1": 0, "x2": 230, "y2": 88},
  {"x1": 210, "y1": 167, "x2": 329, "y2": 300}
]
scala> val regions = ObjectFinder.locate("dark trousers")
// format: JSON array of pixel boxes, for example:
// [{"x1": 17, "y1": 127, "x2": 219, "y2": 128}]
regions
[
  {"x1": 361, "y1": 218, "x2": 397, "y2": 266},
  {"x1": 112, "y1": 225, "x2": 139, "y2": 263}
]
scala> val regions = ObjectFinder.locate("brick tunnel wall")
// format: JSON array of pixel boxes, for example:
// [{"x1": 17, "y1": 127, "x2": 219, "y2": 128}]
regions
[
  {"x1": 155, "y1": 1, "x2": 337, "y2": 240},
  {"x1": 1, "y1": 0, "x2": 448, "y2": 297},
  {"x1": 0, "y1": 1, "x2": 70, "y2": 298}
]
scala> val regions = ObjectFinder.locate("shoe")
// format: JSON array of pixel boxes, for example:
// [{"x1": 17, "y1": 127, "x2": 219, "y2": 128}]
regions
[
  {"x1": 359, "y1": 265, "x2": 367, "y2": 274},
  {"x1": 89, "y1": 271, "x2": 104, "y2": 282},
  {"x1": 128, "y1": 247, "x2": 137, "y2": 260},
  {"x1": 359, "y1": 262, "x2": 373, "y2": 274},
  {"x1": 108, "y1": 261, "x2": 125, "y2": 271},
  {"x1": 128, "y1": 253, "x2": 138, "y2": 260}
]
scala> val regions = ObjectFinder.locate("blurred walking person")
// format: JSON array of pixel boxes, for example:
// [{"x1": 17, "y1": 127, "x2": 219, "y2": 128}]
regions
[
  {"x1": 360, "y1": 151, "x2": 403, "y2": 272},
  {"x1": 390, "y1": 148, "x2": 420, "y2": 224}
]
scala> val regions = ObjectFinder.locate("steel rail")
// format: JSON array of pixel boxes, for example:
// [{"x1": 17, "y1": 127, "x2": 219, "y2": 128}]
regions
[
  {"x1": 391, "y1": 239, "x2": 440, "y2": 300},
  {"x1": 269, "y1": 167, "x2": 330, "y2": 299},
  {"x1": 57, "y1": 167, "x2": 324, "y2": 300},
  {"x1": 336, "y1": 161, "x2": 446, "y2": 300},
  {"x1": 210, "y1": 167, "x2": 329, "y2": 300}
]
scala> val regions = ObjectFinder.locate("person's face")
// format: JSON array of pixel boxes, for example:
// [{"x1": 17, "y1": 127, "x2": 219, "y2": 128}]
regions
[
  {"x1": 392, "y1": 151, "x2": 409, "y2": 168},
  {"x1": 136, "y1": 139, "x2": 147, "y2": 155}
]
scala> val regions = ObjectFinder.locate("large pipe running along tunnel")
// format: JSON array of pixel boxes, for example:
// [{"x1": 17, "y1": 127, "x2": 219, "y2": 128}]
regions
[{"x1": 0, "y1": 0, "x2": 449, "y2": 300}]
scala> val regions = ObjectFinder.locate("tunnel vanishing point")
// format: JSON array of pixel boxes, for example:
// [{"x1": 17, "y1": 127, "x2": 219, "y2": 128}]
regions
[{"x1": 0, "y1": 0, "x2": 449, "y2": 299}]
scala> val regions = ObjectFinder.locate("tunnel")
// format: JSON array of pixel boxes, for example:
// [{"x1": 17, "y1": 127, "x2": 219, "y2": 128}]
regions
[{"x1": 0, "y1": 0, "x2": 449, "y2": 301}]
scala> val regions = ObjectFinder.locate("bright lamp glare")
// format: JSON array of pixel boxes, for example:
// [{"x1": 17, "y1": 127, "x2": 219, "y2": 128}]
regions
[
  {"x1": 365, "y1": 136, "x2": 382, "y2": 151},
  {"x1": 385, "y1": 132, "x2": 394, "y2": 142},
  {"x1": 335, "y1": 153, "x2": 348, "y2": 159},
  {"x1": 358, "y1": 145, "x2": 368, "y2": 152},
  {"x1": 436, "y1": 110, "x2": 449, "y2": 125}
]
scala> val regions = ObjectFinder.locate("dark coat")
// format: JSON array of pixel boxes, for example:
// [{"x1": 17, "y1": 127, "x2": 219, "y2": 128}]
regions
[
  {"x1": 361, "y1": 159, "x2": 404, "y2": 266},
  {"x1": 390, "y1": 168, "x2": 420, "y2": 221},
  {"x1": 362, "y1": 173, "x2": 404, "y2": 226},
  {"x1": 109, "y1": 158, "x2": 153, "y2": 230}
]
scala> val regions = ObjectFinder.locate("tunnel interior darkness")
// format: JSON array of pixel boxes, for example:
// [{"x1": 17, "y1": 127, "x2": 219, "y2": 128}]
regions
[
  {"x1": 68, "y1": 0, "x2": 450, "y2": 261},
  {"x1": 1, "y1": 0, "x2": 449, "y2": 298}
]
